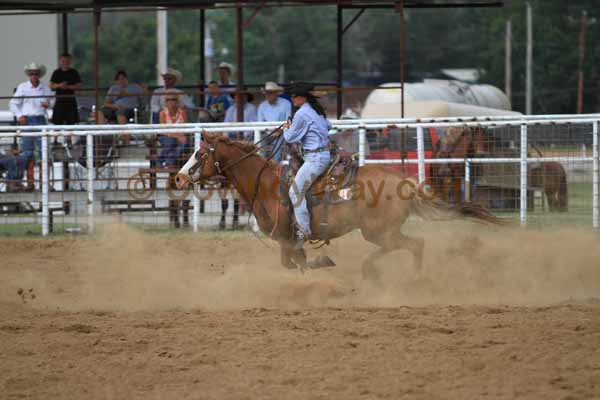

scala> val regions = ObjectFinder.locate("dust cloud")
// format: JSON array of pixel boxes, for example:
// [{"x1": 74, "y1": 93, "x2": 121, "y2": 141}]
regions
[{"x1": 1, "y1": 220, "x2": 599, "y2": 311}]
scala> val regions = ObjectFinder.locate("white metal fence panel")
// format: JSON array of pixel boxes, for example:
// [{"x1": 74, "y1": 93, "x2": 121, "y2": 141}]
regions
[{"x1": 0, "y1": 115, "x2": 598, "y2": 235}]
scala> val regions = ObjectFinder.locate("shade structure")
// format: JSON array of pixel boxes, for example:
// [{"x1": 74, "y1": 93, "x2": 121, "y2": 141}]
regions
[
  {"x1": 0, "y1": 0, "x2": 508, "y2": 119},
  {"x1": 0, "y1": 1, "x2": 508, "y2": 12}
]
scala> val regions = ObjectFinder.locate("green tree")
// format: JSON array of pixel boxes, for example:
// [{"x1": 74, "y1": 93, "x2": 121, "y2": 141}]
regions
[{"x1": 67, "y1": 2, "x2": 600, "y2": 114}]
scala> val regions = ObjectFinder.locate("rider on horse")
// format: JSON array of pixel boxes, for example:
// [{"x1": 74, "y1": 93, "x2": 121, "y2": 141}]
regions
[{"x1": 279, "y1": 82, "x2": 331, "y2": 250}]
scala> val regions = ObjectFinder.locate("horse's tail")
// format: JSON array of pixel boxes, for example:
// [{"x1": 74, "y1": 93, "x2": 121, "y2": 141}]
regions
[{"x1": 409, "y1": 182, "x2": 510, "y2": 226}]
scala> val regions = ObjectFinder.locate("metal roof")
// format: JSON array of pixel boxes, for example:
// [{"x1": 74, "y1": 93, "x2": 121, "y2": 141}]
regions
[{"x1": 0, "y1": 0, "x2": 508, "y2": 12}]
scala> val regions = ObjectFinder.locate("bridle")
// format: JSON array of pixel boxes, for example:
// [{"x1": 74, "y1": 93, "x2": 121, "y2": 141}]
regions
[
  {"x1": 187, "y1": 123, "x2": 286, "y2": 184},
  {"x1": 187, "y1": 141, "x2": 216, "y2": 182}
]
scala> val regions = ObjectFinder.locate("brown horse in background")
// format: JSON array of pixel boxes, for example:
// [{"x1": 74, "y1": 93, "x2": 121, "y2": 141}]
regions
[
  {"x1": 432, "y1": 127, "x2": 568, "y2": 212},
  {"x1": 430, "y1": 127, "x2": 488, "y2": 203},
  {"x1": 529, "y1": 161, "x2": 568, "y2": 211},
  {"x1": 175, "y1": 133, "x2": 506, "y2": 278}
]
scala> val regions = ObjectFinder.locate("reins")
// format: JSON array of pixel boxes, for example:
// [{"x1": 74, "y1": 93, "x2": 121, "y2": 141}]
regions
[
  {"x1": 215, "y1": 123, "x2": 286, "y2": 174},
  {"x1": 192, "y1": 124, "x2": 289, "y2": 245}
]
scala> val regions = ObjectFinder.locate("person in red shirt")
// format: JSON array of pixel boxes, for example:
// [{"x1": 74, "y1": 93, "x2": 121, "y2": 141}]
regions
[{"x1": 158, "y1": 91, "x2": 188, "y2": 167}]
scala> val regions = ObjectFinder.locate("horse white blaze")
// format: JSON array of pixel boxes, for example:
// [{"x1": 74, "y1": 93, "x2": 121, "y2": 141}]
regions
[{"x1": 176, "y1": 149, "x2": 200, "y2": 188}]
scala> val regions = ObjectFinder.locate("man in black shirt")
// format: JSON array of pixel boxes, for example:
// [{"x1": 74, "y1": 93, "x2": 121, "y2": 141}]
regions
[{"x1": 50, "y1": 53, "x2": 82, "y2": 125}]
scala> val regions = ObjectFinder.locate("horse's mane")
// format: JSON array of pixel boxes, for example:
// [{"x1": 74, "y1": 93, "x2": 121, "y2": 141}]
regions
[
  {"x1": 210, "y1": 134, "x2": 280, "y2": 169},
  {"x1": 212, "y1": 134, "x2": 259, "y2": 153}
]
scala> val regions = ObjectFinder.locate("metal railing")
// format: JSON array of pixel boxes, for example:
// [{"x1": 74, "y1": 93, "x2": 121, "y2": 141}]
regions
[{"x1": 0, "y1": 113, "x2": 598, "y2": 235}]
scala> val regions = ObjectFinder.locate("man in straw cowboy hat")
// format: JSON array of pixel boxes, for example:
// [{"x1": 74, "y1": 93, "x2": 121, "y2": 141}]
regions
[
  {"x1": 157, "y1": 89, "x2": 188, "y2": 167},
  {"x1": 216, "y1": 62, "x2": 235, "y2": 94},
  {"x1": 258, "y1": 81, "x2": 291, "y2": 161},
  {"x1": 10, "y1": 62, "x2": 55, "y2": 186},
  {"x1": 150, "y1": 67, "x2": 194, "y2": 123},
  {"x1": 258, "y1": 81, "x2": 291, "y2": 122}
]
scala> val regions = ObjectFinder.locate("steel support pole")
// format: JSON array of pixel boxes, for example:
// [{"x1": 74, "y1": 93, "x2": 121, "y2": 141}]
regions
[
  {"x1": 399, "y1": 0, "x2": 405, "y2": 118},
  {"x1": 505, "y1": 19, "x2": 512, "y2": 104},
  {"x1": 464, "y1": 160, "x2": 471, "y2": 202},
  {"x1": 250, "y1": 129, "x2": 261, "y2": 232},
  {"x1": 157, "y1": 9, "x2": 168, "y2": 85},
  {"x1": 593, "y1": 120, "x2": 599, "y2": 230},
  {"x1": 416, "y1": 126, "x2": 425, "y2": 184},
  {"x1": 41, "y1": 131, "x2": 49, "y2": 236},
  {"x1": 193, "y1": 130, "x2": 201, "y2": 233},
  {"x1": 61, "y1": 13, "x2": 69, "y2": 54},
  {"x1": 86, "y1": 134, "x2": 95, "y2": 233},
  {"x1": 526, "y1": 2, "x2": 533, "y2": 115},
  {"x1": 93, "y1": 9, "x2": 100, "y2": 124},
  {"x1": 253, "y1": 129, "x2": 261, "y2": 145},
  {"x1": 520, "y1": 124, "x2": 528, "y2": 226},
  {"x1": 199, "y1": 9, "x2": 206, "y2": 108},
  {"x1": 336, "y1": 4, "x2": 343, "y2": 119},
  {"x1": 358, "y1": 127, "x2": 366, "y2": 167},
  {"x1": 235, "y1": 5, "x2": 244, "y2": 123}
]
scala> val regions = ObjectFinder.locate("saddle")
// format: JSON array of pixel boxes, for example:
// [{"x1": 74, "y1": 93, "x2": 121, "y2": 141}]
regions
[
  {"x1": 286, "y1": 144, "x2": 359, "y2": 202},
  {"x1": 282, "y1": 144, "x2": 359, "y2": 242},
  {"x1": 309, "y1": 151, "x2": 359, "y2": 203}
]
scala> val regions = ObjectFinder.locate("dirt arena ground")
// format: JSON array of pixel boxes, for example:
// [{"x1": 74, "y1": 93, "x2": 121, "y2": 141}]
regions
[{"x1": 2, "y1": 222, "x2": 600, "y2": 399}]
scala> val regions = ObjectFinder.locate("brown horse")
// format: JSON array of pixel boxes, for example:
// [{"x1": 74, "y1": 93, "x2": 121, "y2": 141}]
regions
[
  {"x1": 432, "y1": 127, "x2": 568, "y2": 212},
  {"x1": 175, "y1": 133, "x2": 506, "y2": 277},
  {"x1": 430, "y1": 127, "x2": 488, "y2": 203},
  {"x1": 529, "y1": 161, "x2": 568, "y2": 211}
]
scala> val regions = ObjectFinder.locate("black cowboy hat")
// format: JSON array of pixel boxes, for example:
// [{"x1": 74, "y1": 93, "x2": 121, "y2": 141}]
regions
[
  {"x1": 286, "y1": 82, "x2": 315, "y2": 97},
  {"x1": 229, "y1": 90, "x2": 254, "y2": 103}
]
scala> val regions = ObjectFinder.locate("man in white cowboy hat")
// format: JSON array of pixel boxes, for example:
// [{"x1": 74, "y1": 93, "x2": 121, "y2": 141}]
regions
[
  {"x1": 216, "y1": 62, "x2": 235, "y2": 94},
  {"x1": 9, "y1": 62, "x2": 55, "y2": 183},
  {"x1": 258, "y1": 81, "x2": 291, "y2": 122},
  {"x1": 258, "y1": 81, "x2": 291, "y2": 161},
  {"x1": 150, "y1": 67, "x2": 194, "y2": 122}
]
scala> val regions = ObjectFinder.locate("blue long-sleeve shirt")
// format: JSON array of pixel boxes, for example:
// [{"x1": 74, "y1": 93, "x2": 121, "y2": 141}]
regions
[
  {"x1": 257, "y1": 97, "x2": 292, "y2": 122},
  {"x1": 283, "y1": 103, "x2": 330, "y2": 151}
]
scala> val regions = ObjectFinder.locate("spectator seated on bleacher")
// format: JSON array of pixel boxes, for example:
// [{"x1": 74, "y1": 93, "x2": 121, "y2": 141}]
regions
[
  {"x1": 224, "y1": 91, "x2": 257, "y2": 141},
  {"x1": 216, "y1": 62, "x2": 236, "y2": 94},
  {"x1": 157, "y1": 91, "x2": 188, "y2": 168},
  {"x1": 0, "y1": 147, "x2": 26, "y2": 191},
  {"x1": 257, "y1": 81, "x2": 292, "y2": 161},
  {"x1": 98, "y1": 69, "x2": 146, "y2": 144},
  {"x1": 205, "y1": 80, "x2": 231, "y2": 122},
  {"x1": 150, "y1": 67, "x2": 194, "y2": 124}
]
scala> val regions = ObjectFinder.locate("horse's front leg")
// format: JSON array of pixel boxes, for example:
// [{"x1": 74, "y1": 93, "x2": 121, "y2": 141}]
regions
[{"x1": 280, "y1": 241, "x2": 305, "y2": 270}]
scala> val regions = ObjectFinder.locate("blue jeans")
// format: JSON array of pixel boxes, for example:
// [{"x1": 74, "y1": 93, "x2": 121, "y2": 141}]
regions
[
  {"x1": 20, "y1": 116, "x2": 46, "y2": 161},
  {"x1": 158, "y1": 136, "x2": 186, "y2": 167},
  {"x1": 0, "y1": 155, "x2": 18, "y2": 180},
  {"x1": 288, "y1": 151, "x2": 331, "y2": 235}
]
